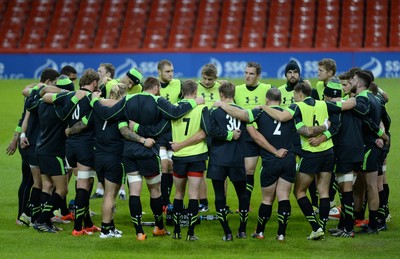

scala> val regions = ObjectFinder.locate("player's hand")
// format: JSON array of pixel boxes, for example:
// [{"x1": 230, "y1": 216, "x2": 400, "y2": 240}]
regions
[
  {"x1": 90, "y1": 91, "x2": 101, "y2": 100},
  {"x1": 375, "y1": 138, "x2": 384, "y2": 149},
  {"x1": 275, "y1": 148, "x2": 288, "y2": 158},
  {"x1": 308, "y1": 136, "x2": 324, "y2": 147},
  {"x1": 143, "y1": 138, "x2": 155, "y2": 148},
  {"x1": 170, "y1": 141, "x2": 183, "y2": 152},
  {"x1": 65, "y1": 127, "x2": 71, "y2": 137},
  {"x1": 129, "y1": 120, "x2": 136, "y2": 131},
  {"x1": 75, "y1": 89, "x2": 87, "y2": 100},
  {"x1": 195, "y1": 97, "x2": 205, "y2": 105},
  {"x1": 213, "y1": 100, "x2": 224, "y2": 108},
  {"x1": 233, "y1": 129, "x2": 241, "y2": 140},
  {"x1": 20, "y1": 136, "x2": 30, "y2": 149},
  {"x1": 6, "y1": 139, "x2": 18, "y2": 155}
]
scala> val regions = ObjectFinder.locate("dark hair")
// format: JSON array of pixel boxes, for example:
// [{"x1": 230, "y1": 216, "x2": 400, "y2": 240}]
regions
[
  {"x1": 79, "y1": 69, "x2": 99, "y2": 87},
  {"x1": 218, "y1": 81, "x2": 235, "y2": 99},
  {"x1": 266, "y1": 87, "x2": 281, "y2": 102},
  {"x1": 338, "y1": 72, "x2": 351, "y2": 80},
  {"x1": 201, "y1": 63, "x2": 218, "y2": 78},
  {"x1": 182, "y1": 80, "x2": 198, "y2": 97},
  {"x1": 100, "y1": 63, "x2": 115, "y2": 78},
  {"x1": 347, "y1": 67, "x2": 361, "y2": 78},
  {"x1": 157, "y1": 59, "x2": 173, "y2": 70},
  {"x1": 40, "y1": 68, "x2": 59, "y2": 83},
  {"x1": 60, "y1": 65, "x2": 77, "y2": 76},
  {"x1": 142, "y1": 76, "x2": 160, "y2": 91},
  {"x1": 368, "y1": 82, "x2": 378, "y2": 95},
  {"x1": 294, "y1": 81, "x2": 312, "y2": 97},
  {"x1": 364, "y1": 70, "x2": 375, "y2": 82},
  {"x1": 355, "y1": 70, "x2": 372, "y2": 88},
  {"x1": 247, "y1": 62, "x2": 261, "y2": 75},
  {"x1": 318, "y1": 58, "x2": 337, "y2": 75}
]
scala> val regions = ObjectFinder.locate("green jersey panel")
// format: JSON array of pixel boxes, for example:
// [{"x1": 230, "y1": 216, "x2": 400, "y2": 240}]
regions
[
  {"x1": 196, "y1": 81, "x2": 221, "y2": 108},
  {"x1": 296, "y1": 100, "x2": 333, "y2": 152},
  {"x1": 314, "y1": 81, "x2": 325, "y2": 100},
  {"x1": 234, "y1": 83, "x2": 271, "y2": 109},
  {"x1": 278, "y1": 83, "x2": 295, "y2": 108},
  {"x1": 171, "y1": 104, "x2": 208, "y2": 157},
  {"x1": 160, "y1": 79, "x2": 181, "y2": 104}
]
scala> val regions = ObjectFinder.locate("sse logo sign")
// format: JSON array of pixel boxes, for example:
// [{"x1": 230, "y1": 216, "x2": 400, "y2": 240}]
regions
[{"x1": 384, "y1": 60, "x2": 400, "y2": 77}]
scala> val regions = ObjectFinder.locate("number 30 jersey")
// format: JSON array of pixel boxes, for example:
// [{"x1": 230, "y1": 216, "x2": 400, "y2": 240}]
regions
[{"x1": 208, "y1": 103, "x2": 246, "y2": 167}]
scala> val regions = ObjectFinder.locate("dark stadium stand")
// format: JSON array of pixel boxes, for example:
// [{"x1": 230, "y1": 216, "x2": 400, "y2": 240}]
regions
[{"x1": 0, "y1": 0, "x2": 398, "y2": 51}]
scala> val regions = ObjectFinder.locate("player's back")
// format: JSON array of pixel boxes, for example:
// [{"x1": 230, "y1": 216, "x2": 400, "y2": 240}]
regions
[{"x1": 208, "y1": 105, "x2": 245, "y2": 167}]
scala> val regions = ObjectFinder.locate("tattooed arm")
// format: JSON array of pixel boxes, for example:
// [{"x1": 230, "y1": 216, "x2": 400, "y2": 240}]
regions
[{"x1": 119, "y1": 126, "x2": 155, "y2": 148}]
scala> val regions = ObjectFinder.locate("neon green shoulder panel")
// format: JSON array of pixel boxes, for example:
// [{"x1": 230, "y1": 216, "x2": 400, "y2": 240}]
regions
[{"x1": 315, "y1": 81, "x2": 325, "y2": 100}]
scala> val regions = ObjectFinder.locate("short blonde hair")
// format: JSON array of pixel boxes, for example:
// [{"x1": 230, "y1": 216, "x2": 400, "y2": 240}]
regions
[{"x1": 109, "y1": 83, "x2": 127, "y2": 100}]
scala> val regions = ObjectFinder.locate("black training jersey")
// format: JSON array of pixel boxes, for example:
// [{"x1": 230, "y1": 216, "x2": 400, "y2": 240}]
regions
[
  {"x1": 89, "y1": 109, "x2": 124, "y2": 155},
  {"x1": 352, "y1": 90, "x2": 382, "y2": 145},
  {"x1": 91, "y1": 92, "x2": 197, "y2": 159},
  {"x1": 56, "y1": 89, "x2": 95, "y2": 144},
  {"x1": 25, "y1": 85, "x2": 43, "y2": 145},
  {"x1": 251, "y1": 106, "x2": 294, "y2": 162},
  {"x1": 208, "y1": 104, "x2": 246, "y2": 167},
  {"x1": 36, "y1": 92, "x2": 79, "y2": 156},
  {"x1": 332, "y1": 108, "x2": 363, "y2": 164}
]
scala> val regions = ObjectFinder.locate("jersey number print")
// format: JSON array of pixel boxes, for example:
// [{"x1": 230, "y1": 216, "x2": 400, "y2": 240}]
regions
[{"x1": 226, "y1": 114, "x2": 241, "y2": 130}]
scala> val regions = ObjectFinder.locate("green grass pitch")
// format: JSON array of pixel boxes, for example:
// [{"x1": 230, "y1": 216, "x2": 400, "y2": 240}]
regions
[{"x1": 0, "y1": 78, "x2": 398, "y2": 258}]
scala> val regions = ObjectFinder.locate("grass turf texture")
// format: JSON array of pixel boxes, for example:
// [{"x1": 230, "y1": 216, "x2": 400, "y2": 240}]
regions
[{"x1": 0, "y1": 78, "x2": 398, "y2": 258}]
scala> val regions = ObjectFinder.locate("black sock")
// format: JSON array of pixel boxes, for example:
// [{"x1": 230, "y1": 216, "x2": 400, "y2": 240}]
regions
[
  {"x1": 83, "y1": 190, "x2": 93, "y2": 228},
  {"x1": 129, "y1": 195, "x2": 143, "y2": 235},
  {"x1": 18, "y1": 158, "x2": 33, "y2": 217},
  {"x1": 256, "y1": 203, "x2": 271, "y2": 233},
  {"x1": 60, "y1": 196, "x2": 70, "y2": 216},
  {"x1": 101, "y1": 222, "x2": 113, "y2": 234},
  {"x1": 38, "y1": 192, "x2": 63, "y2": 225},
  {"x1": 173, "y1": 199, "x2": 183, "y2": 234},
  {"x1": 213, "y1": 179, "x2": 230, "y2": 235},
  {"x1": 369, "y1": 210, "x2": 378, "y2": 229},
  {"x1": 150, "y1": 196, "x2": 165, "y2": 229},
  {"x1": 74, "y1": 188, "x2": 87, "y2": 231},
  {"x1": 187, "y1": 199, "x2": 198, "y2": 236},
  {"x1": 297, "y1": 196, "x2": 320, "y2": 231},
  {"x1": 319, "y1": 198, "x2": 330, "y2": 232},
  {"x1": 277, "y1": 200, "x2": 291, "y2": 236},
  {"x1": 30, "y1": 187, "x2": 42, "y2": 223},
  {"x1": 341, "y1": 191, "x2": 354, "y2": 231},
  {"x1": 383, "y1": 183, "x2": 390, "y2": 216},
  {"x1": 199, "y1": 198, "x2": 208, "y2": 206},
  {"x1": 378, "y1": 190, "x2": 387, "y2": 224},
  {"x1": 246, "y1": 175, "x2": 254, "y2": 205}
]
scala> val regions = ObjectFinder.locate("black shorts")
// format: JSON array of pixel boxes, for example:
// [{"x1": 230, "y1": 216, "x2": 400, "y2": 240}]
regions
[
  {"x1": 244, "y1": 140, "x2": 260, "y2": 157},
  {"x1": 362, "y1": 145, "x2": 382, "y2": 173},
  {"x1": 123, "y1": 156, "x2": 160, "y2": 177},
  {"x1": 335, "y1": 162, "x2": 362, "y2": 175},
  {"x1": 260, "y1": 153, "x2": 296, "y2": 187},
  {"x1": 37, "y1": 155, "x2": 66, "y2": 176},
  {"x1": 207, "y1": 164, "x2": 246, "y2": 182},
  {"x1": 66, "y1": 143, "x2": 95, "y2": 168},
  {"x1": 298, "y1": 153, "x2": 334, "y2": 175},
  {"x1": 28, "y1": 145, "x2": 39, "y2": 167},
  {"x1": 96, "y1": 153, "x2": 124, "y2": 184},
  {"x1": 157, "y1": 131, "x2": 172, "y2": 150},
  {"x1": 173, "y1": 161, "x2": 206, "y2": 178}
]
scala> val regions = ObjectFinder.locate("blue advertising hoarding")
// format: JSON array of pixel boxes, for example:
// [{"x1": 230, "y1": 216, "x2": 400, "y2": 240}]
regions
[{"x1": 0, "y1": 52, "x2": 399, "y2": 80}]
